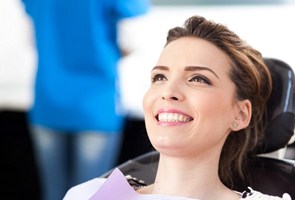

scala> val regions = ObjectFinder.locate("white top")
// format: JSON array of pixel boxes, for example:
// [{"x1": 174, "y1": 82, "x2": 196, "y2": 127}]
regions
[
  {"x1": 63, "y1": 168, "x2": 292, "y2": 200},
  {"x1": 0, "y1": 0, "x2": 36, "y2": 110}
]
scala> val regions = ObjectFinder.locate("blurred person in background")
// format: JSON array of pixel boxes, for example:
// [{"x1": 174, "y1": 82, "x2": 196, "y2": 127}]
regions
[
  {"x1": 21, "y1": 0, "x2": 150, "y2": 200},
  {"x1": 0, "y1": 0, "x2": 40, "y2": 199}
]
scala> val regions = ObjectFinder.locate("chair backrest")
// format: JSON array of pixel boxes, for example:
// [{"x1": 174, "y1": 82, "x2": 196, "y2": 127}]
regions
[
  {"x1": 103, "y1": 58, "x2": 295, "y2": 198},
  {"x1": 253, "y1": 58, "x2": 295, "y2": 154}
]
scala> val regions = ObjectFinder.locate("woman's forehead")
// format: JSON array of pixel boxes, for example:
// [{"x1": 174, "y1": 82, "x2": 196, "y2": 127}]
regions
[{"x1": 157, "y1": 37, "x2": 232, "y2": 75}]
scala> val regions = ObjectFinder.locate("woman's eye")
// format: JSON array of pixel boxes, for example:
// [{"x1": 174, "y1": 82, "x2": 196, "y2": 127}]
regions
[
  {"x1": 189, "y1": 75, "x2": 211, "y2": 85},
  {"x1": 151, "y1": 74, "x2": 167, "y2": 83}
]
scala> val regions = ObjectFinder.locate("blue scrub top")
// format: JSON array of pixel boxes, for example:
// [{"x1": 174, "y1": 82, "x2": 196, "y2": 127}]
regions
[{"x1": 22, "y1": 0, "x2": 150, "y2": 132}]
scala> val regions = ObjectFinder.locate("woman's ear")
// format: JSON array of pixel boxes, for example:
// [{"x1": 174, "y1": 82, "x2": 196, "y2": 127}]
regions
[{"x1": 231, "y1": 99, "x2": 252, "y2": 131}]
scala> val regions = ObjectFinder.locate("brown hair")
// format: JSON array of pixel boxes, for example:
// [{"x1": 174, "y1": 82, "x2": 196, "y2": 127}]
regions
[{"x1": 166, "y1": 16, "x2": 272, "y2": 187}]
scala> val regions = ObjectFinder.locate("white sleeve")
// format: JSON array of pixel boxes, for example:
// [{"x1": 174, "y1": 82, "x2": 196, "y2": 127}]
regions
[
  {"x1": 63, "y1": 178, "x2": 106, "y2": 200},
  {"x1": 117, "y1": 12, "x2": 152, "y2": 55}
]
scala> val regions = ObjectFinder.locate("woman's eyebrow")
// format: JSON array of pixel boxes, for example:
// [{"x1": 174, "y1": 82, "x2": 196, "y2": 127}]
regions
[
  {"x1": 185, "y1": 66, "x2": 219, "y2": 79},
  {"x1": 151, "y1": 65, "x2": 169, "y2": 71},
  {"x1": 151, "y1": 65, "x2": 219, "y2": 79}
]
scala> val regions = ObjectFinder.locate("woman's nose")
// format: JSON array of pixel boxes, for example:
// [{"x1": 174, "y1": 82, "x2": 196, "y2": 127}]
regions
[{"x1": 161, "y1": 85, "x2": 184, "y2": 101}]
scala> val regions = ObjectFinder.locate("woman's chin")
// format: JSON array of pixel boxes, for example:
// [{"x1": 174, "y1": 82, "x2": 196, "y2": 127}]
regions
[{"x1": 152, "y1": 141, "x2": 187, "y2": 157}]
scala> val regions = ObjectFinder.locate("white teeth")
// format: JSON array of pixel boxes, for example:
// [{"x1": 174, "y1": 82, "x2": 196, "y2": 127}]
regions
[{"x1": 158, "y1": 113, "x2": 192, "y2": 122}]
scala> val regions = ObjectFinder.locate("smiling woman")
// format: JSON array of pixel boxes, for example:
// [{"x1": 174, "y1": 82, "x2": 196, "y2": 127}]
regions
[
  {"x1": 143, "y1": 37, "x2": 244, "y2": 162},
  {"x1": 64, "y1": 16, "x2": 291, "y2": 200}
]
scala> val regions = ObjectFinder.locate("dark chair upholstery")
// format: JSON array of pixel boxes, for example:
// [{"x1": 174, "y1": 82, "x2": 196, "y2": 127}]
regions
[
  {"x1": 253, "y1": 58, "x2": 295, "y2": 154},
  {"x1": 102, "y1": 58, "x2": 295, "y2": 198}
]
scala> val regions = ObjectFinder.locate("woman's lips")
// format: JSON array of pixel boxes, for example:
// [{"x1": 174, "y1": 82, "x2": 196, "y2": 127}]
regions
[
  {"x1": 155, "y1": 109, "x2": 193, "y2": 125},
  {"x1": 157, "y1": 112, "x2": 193, "y2": 122}
]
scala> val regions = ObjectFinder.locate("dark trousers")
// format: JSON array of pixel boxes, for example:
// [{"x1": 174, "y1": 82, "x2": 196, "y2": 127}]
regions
[
  {"x1": 118, "y1": 117, "x2": 154, "y2": 164},
  {"x1": 0, "y1": 110, "x2": 41, "y2": 200}
]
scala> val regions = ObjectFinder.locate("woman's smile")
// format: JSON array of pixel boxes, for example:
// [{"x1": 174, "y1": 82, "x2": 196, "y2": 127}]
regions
[{"x1": 156, "y1": 109, "x2": 194, "y2": 126}]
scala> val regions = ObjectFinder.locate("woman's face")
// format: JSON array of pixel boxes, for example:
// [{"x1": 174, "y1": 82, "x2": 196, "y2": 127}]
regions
[{"x1": 143, "y1": 37, "x2": 242, "y2": 157}]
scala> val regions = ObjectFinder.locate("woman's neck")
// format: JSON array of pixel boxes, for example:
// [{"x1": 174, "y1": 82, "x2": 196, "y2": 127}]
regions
[{"x1": 138, "y1": 152, "x2": 239, "y2": 200}]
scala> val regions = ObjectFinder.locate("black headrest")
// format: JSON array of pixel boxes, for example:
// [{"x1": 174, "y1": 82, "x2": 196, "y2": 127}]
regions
[{"x1": 253, "y1": 58, "x2": 295, "y2": 154}]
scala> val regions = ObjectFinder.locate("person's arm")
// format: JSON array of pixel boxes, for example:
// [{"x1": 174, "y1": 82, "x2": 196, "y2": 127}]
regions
[
  {"x1": 118, "y1": 13, "x2": 151, "y2": 57},
  {"x1": 114, "y1": 0, "x2": 151, "y2": 57}
]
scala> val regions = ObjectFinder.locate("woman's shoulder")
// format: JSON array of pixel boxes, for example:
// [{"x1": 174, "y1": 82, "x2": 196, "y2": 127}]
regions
[
  {"x1": 240, "y1": 187, "x2": 292, "y2": 200},
  {"x1": 63, "y1": 177, "x2": 106, "y2": 200}
]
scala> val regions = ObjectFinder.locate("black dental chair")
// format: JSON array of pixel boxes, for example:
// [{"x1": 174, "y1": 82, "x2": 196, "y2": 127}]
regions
[{"x1": 103, "y1": 58, "x2": 295, "y2": 198}]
